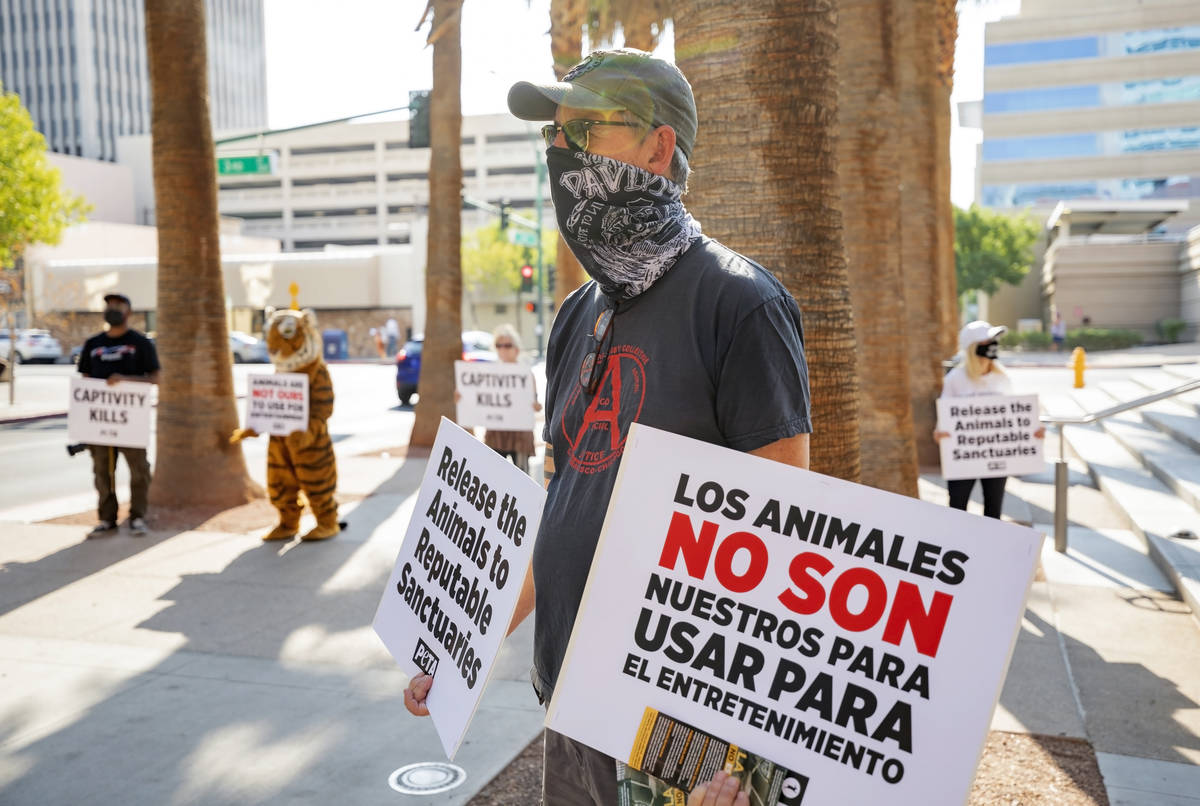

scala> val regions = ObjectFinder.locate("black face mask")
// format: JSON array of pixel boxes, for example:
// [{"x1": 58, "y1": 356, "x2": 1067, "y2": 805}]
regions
[
  {"x1": 975, "y1": 341, "x2": 999, "y2": 359},
  {"x1": 104, "y1": 308, "x2": 127, "y2": 326}
]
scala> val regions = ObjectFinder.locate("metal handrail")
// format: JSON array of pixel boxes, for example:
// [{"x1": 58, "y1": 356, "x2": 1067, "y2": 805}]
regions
[{"x1": 1042, "y1": 375, "x2": 1200, "y2": 552}]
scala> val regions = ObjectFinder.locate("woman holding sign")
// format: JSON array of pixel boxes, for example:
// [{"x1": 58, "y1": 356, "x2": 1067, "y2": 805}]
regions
[
  {"x1": 934, "y1": 320, "x2": 1044, "y2": 518},
  {"x1": 483, "y1": 325, "x2": 541, "y2": 471}
]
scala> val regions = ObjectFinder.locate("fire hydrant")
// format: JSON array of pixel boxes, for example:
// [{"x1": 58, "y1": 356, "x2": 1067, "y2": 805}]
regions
[{"x1": 1071, "y1": 346, "x2": 1087, "y2": 388}]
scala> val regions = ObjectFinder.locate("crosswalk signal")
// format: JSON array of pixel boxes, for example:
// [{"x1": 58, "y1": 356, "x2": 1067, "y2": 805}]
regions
[
  {"x1": 525, "y1": 301, "x2": 537, "y2": 313},
  {"x1": 520, "y1": 264, "x2": 534, "y2": 293}
]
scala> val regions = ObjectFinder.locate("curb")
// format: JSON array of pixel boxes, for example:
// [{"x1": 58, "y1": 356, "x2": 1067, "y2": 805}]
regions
[{"x1": 0, "y1": 410, "x2": 68, "y2": 425}]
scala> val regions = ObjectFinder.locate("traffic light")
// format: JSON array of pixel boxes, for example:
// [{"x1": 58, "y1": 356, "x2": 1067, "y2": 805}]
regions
[
  {"x1": 408, "y1": 90, "x2": 431, "y2": 148},
  {"x1": 499, "y1": 200, "x2": 511, "y2": 230},
  {"x1": 525, "y1": 301, "x2": 537, "y2": 313},
  {"x1": 520, "y1": 264, "x2": 534, "y2": 293}
]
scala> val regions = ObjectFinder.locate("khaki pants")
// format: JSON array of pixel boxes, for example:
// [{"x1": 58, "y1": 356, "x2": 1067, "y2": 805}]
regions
[
  {"x1": 89, "y1": 445, "x2": 151, "y2": 522},
  {"x1": 542, "y1": 728, "x2": 618, "y2": 805}
]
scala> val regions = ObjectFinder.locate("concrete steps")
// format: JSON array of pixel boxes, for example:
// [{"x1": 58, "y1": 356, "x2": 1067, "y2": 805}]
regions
[{"x1": 1056, "y1": 378, "x2": 1200, "y2": 628}]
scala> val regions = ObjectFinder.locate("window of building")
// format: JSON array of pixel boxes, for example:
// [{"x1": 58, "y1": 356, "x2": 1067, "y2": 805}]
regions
[
  {"x1": 218, "y1": 180, "x2": 283, "y2": 191},
  {"x1": 387, "y1": 236, "x2": 411, "y2": 244},
  {"x1": 487, "y1": 165, "x2": 537, "y2": 176},
  {"x1": 982, "y1": 175, "x2": 1197, "y2": 207},
  {"x1": 223, "y1": 210, "x2": 284, "y2": 220},
  {"x1": 985, "y1": 25, "x2": 1200, "y2": 67},
  {"x1": 289, "y1": 142, "x2": 375, "y2": 156},
  {"x1": 486, "y1": 133, "x2": 539, "y2": 144},
  {"x1": 291, "y1": 174, "x2": 375, "y2": 186},
  {"x1": 292, "y1": 238, "x2": 379, "y2": 249},
  {"x1": 387, "y1": 171, "x2": 427, "y2": 181},
  {"x1": 292, "y1": 207, "x2": 375, "y2": 218},
  {"x1": 985, "y1": 75, "x2": 1200, "y2": 114}
]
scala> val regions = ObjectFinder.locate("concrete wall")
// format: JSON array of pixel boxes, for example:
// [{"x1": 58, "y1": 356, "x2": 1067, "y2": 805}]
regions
[
  {"x1": 1179, "y1": 227, "x2": 1200, "y2": 340},
  {"x1": 1046, "y1": 238, "x2": 1183, "y2": 336},
  {"x1": 47, "y1": 154, "x2": 137, "y2": 225}
]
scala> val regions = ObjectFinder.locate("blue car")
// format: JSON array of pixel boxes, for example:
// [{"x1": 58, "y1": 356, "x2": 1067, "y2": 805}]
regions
[{"x1": 396, "y1": 330, "x2": 496, "y2": 405}]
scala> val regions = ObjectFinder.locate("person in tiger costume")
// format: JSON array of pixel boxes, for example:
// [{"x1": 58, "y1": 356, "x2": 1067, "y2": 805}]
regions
[{"x1": 230, "y1": 307, "x2": 340, "y2": 541}]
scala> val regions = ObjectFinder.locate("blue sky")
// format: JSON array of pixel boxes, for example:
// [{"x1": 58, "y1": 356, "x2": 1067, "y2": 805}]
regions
[{"x1": 264, "y1": 0, "x2": 1018, "y2": 207}]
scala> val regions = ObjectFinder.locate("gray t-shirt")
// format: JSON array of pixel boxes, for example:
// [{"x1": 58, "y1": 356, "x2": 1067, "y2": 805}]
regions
[{"x1": 532, "y1": 236, "x2": 811, "y2": 700}]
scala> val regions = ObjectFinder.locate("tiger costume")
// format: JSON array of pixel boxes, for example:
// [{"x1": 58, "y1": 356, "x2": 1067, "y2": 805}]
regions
[{"x1": 230, "y1": 307, "x2": 339, "y2": 541}]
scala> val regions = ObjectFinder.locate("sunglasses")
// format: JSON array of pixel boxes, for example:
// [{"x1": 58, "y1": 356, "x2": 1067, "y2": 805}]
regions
[
  {"x1": 495, "y1": 342, "x2": 516, "y2": 349},
  {"x1": 578, "y1": 306, "x2": 615, "y2": 394},
  {"x1": 540, "y1": 119, "x2": 644, "y2": 151}
]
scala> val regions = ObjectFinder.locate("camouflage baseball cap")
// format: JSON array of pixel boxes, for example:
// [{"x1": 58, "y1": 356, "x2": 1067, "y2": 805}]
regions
[{"x1": 507, "y1": 48, "x2": 698, "y2": 159}]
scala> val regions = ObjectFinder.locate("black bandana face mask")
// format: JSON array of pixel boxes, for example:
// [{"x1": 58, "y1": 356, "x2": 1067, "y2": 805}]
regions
[
  {"x1": 975, "y1": 341, "x2": 999, "y2": 359},
  {"x1": 546, "y1": 146, "x2": 701, "y2": 301}
]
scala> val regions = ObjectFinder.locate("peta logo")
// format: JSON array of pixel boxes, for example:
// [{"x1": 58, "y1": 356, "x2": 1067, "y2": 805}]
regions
[
  {"x1": 987, "y1": 460, "x2": 1006, "y2": 472},
  {"x1": 779, "y1": 774, "x2": 809, "y2": 805},
  {"x1": 412, "y1": 638, "x2": 440, "y2": 676}
]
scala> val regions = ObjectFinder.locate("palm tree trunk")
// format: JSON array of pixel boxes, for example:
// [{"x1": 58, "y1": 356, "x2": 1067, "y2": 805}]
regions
[
  {"x1": 676, "y1": 0, "x2": 861, "y2": 481},
  {"x1": 838, "y1": 0, "x2": 919, "y2": 496},
  {"x1": 897, "y1": 0, "x2": 945, "y2": 468},
  {"x1": 549, "y1": 0, "x2": 589, "y2": 308},
  {"x1": 410, "y1": 0, "x2": 464, "y2": 447},
  {"x1": 936, "y1": 0, "x2": 960, "y2": 355},
  {"x1": 144, "y1": 0, "x2": 259, "y2": 508}
]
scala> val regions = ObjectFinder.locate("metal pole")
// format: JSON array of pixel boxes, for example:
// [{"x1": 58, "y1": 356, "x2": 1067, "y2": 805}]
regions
[
  {"x1": 534, "y1": 156, "x2": 545, "y2": 357},
  {"x1": 1054, "y1": 425, "x2": 1068, "y2": 552},
  {"x1": 6, "y1": 310, "x2": 14, "y2": 405}
]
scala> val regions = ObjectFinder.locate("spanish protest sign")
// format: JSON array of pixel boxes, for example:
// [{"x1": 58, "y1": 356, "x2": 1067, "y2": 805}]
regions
[
  {"x1": 454, "y1": 361, "x2": 536, "y2": 431},
  {"x1": 245, "y1": 373, "x2": 309, "y2": 436},
  {"x1": 67, "y1": 376, "x2": 153, "y2": 449},
  {"x1": 546, "y1": 423, "x2": 1042, "y2": 805},
  {"x1": 374, "y1": 417, "x2": 546, "y2": 758},
  {"x1": 937, "y1": 394, "x2": 1043, "y2": 481}
]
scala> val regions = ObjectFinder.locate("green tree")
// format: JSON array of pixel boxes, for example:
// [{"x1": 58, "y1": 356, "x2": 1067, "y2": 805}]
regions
[
  {"x1": 462, "y1": 219, "x2": 557, "y2": 297},
  {"x1": 954, "y1": 204, "x2": 1039, "y2": 297},
  {"x1": 0, "y1": 84, "x2": 89, "y2": 267}
]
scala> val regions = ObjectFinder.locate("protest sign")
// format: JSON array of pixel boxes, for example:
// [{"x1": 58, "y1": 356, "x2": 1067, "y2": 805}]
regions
[
  {"x1": 245, "y1": 373, "x2": 309, "y2": 436},
  {"x1": 67, "y1": 376, "x2": 153, "y2": 448},
  {"x1": 546, "y1": 423, "x2": 1042, "y2": 805},
  {"x1": 937, "y1": 394, "x2": 1043, "y2": 481},
  {"x1": 454, "y1": 361, "x2": 536, "y2": 431},
  {"x1": 374, "y1": 417, "x2": 545, "y2": 758}
]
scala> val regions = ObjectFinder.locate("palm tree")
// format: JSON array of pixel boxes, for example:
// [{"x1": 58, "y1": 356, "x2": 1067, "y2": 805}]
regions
[
  {"x1": 936, "y1": 0, "x2": 961, "y2": 357},
  {"x1": 409, "y1": 0, "x2": 465, "y2": 447},
  {"x1": 144, "y1": 0, "x2": 259, "y2": 508},
  {"x1": 838, "y1": 0, "x2": 919, "y2": 496},
  {"x1": 897, "y1": 0, "x2": 948, "y2": 468},
  {"x1": 674, "y1": 1, "x2": 861, "y2": 481}
]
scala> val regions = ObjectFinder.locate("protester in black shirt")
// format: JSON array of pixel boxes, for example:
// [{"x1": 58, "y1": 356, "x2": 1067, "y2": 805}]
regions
[{"x1": 77, "y1": 292, "x2": 160, "y2": 537}]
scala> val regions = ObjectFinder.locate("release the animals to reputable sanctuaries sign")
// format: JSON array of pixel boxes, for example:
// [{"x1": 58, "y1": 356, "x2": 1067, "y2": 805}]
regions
[
  {"x1": 244, "y1": 373, "x2": 309, "y2": 436},
  {"x1": 373, "y1": 417, "x2": 545, "y2": 759},
  {"x1": 937, "y1": 394, "x2": 1043, "y2": 481},
  {"x1": 67, "y1": 376, "x2": 153, "y2": 449},
  {"x1": 454, "y1": 361, "x2": 536, "y2": 431},
  {"x1": 546, "y1": 423, "x2": 1043, "y2": 805}
]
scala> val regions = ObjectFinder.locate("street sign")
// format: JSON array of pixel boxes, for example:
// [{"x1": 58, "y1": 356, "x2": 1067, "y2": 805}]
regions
[
  {"x1": 507, "y1": 229, "x2": 537, "y2": 247},
  {"x1": 217, "y1": 154, "x2": 275, "y2": 176}
]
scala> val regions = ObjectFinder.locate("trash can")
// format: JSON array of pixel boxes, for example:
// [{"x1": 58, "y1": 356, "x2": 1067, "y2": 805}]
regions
[{"x1": 322, "y1": 328, "x2": 348, "y2": 361}]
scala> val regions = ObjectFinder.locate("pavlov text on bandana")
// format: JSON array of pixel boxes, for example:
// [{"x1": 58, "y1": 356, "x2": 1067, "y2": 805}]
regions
[{"x1": 547, "y1": 147, "x2": 701, "y2": 301}]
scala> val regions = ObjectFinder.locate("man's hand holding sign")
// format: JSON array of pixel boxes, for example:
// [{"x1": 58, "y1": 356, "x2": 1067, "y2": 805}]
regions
[{"x1": 545, "y1": 424, "x2": 1042, "y2": 804}]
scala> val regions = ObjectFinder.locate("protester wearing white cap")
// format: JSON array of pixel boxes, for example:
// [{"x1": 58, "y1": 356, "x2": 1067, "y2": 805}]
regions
[{"x1": 934, "y1": 320, "x2": 1044, "y2": 518}]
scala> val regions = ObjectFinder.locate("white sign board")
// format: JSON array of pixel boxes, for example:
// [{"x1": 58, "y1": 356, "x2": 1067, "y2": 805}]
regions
[
  {"x1": 245, "y1": 373, "x2": 309, "y2": 436},
  {"x1": 937, "y1": 394, "x2": 1043, "y2": 481},
  {"x1": 454, "y1": 361, "x2": 536, "y2": 431},
  {"x1": 547, "y1": 423, "x2": 1042, "y2": 805},
  {"x1": 374, "y1": 417, "x2": 546, "y2": 759},
  {"x1": 67, "y1": 376, "x2": 154, "y2": 449}
]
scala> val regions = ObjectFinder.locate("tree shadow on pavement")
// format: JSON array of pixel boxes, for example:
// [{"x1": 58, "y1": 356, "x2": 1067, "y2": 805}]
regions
[{"x1": 0, "y1": 451, "x2": 474, "y2": 805}]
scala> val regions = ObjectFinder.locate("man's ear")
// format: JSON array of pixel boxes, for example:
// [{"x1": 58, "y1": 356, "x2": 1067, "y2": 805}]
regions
[{"x1": 647, "y1": 125, "x2": 677, "y2": 177}]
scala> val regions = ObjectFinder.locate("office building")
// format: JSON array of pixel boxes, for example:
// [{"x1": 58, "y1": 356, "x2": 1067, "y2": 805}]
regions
[
  {"x1": 0, "y1": 0, "x2": 266, "y2": 161},
  {"x1": 118, "y1": 112, "x2": 553, "y2": 249},
  {"x1": 981, "y1": 0, "x2": 1200, "y2": 218}
]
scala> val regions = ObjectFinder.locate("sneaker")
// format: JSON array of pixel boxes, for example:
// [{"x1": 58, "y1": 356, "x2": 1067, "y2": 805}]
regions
[
  {"x1": 88, "y1": 521, "x2": 117, "y2": 538},
  {"x1": 129, "y1": 517, "x2": 148, "y2": 537}
]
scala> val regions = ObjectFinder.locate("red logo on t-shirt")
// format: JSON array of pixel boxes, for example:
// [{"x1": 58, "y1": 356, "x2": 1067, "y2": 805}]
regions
[{"x1": 560, "y1": 345, "x2": 648, "y2": 474}]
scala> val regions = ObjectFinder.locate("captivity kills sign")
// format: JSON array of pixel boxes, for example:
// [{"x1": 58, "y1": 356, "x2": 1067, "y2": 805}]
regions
[
  {"x1": 454, "y1": 361, "x2": 536, "y2": 431},
  {"x1": 67, "y1": 376, "x2": 153, "y2": 448}
]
